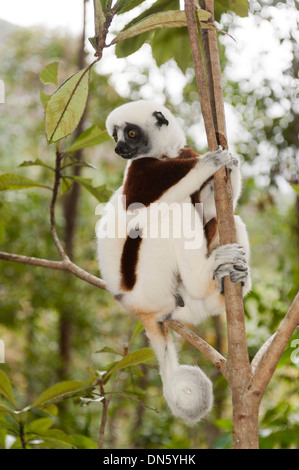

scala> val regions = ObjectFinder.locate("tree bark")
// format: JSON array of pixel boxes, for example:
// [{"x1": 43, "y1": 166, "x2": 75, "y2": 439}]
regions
[
  {"x1": 185, "y1": 0, "x2": 254, "y2": 448},
  {"x1": 59, "y1": 0, "x2": 88, "y2": 379}
]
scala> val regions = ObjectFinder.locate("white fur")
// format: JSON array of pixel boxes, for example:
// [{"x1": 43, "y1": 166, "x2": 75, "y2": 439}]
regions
[{"x1": 97, "y1": 100, "x2": 251, "y2": 423}]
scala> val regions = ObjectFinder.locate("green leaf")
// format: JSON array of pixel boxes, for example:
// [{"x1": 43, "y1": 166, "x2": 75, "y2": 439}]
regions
[
  {"x1": 152, "y1": 27, "x2": 191, "y2": 73},
  {"x1": 129, "y1": 320, "x2": 144, "y2": 345},
  {"x1": 65, "y1": 125, "x2": 109, "y2": 153},
  {"x1": 30, "y1": 380, "x2": 87, "y2": 408},
  {"x1": 0, "y1": 403, "x2": 17, "y2": 415},
  {"x1": 67, "y1": 176, "x2": 112, "y2": 202},
  {"x1": 96, "y1": 346, "x2": 123, "y2": 355},
  {"x1": 32, "y1": 429, "x2": 74, "y2": 449},
  {"x1": 39, "y1": 61, "x2": 60, "y2": 85},
  {"x1": 40, "y1": 90, "x2": 51, "y2": 110},
  {"x1": 291, "y1": 184, "x2": 299, "y2": 195},
  {"x1": 115, "y1": 0, "x2": 179, "y2": 58},
  {"x1": 214, "y1": 0, "x2": 248, "y2": 21},
  {"x1": 115, "y1": 0, "x2": 146, "y2": 14},
  {"x1": 42, "y1": 404, "x2": 58, "y2": 417},
  {"x1": 104, "y1": 348, "x2": 155, "y2": 379},
  {"x1": 99, "y1": 0, "x2": 108, "y2": 13},
  {"x1": 25, "y1": 417, "x2": 54, "y2": 435},
  {"x1": 213, "y1": 433, "x2": 233, "y2": 449},
  {"x1": 110, "y1": 10, "x2": 211, "y2": 45},
  {"x1": 72, "y1": 434, "x2": 98, "y2": 449},
  {"x1": 0, "y1": 370, "x2": 17, "y2": 408},
  {"x1": 0, "y1": 174, "x2": 50, "y2": 191},
  {"x1": 88, "y1": 36, "x2": 98, "y2": 51},
  {"x1": 115, "y1": 31, "x2": 152, "y2": 59},
  {"x1": 45, "y1": 66, "x2": 91, "y2": 143},
  {"x1": 18, "y1": 158, "x2": 54, "y2": 171},
  {"x1": 61, "y1": 177, "x2": 73, "y2": 195},
  {"x1": 0, "y1": 426, "x2": 6, "y2": 449},
  {"x1": 214, "y1": 418, "x2": 233, "y2": 430}
]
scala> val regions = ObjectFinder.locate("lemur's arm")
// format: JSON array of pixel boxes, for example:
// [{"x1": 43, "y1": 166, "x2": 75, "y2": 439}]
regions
[
  {"x1": 162, "y1": 149, "x2": 235, "y2": 205},
  {"x1": 199, "y1": 153, "x2": 241, "y2": 224}
]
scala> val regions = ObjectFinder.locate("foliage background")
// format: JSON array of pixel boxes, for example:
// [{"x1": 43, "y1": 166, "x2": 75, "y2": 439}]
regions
[{"x1": 0, "y1": 0, "x2": 298, "y2": 449}]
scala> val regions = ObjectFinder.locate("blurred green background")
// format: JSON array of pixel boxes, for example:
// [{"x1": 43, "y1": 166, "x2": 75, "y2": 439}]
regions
[{"x1": 0, "y1": 0, "x2": 298, "y2": 449}]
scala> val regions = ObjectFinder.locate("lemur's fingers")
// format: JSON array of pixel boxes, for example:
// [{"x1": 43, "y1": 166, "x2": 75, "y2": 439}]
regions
[
  {"x1": 214, "y1": 244, "x2": 247, "y2": 266},
  {"x1": 226, "y1": 153, "x2": 239, "y2": 171},
  {"x1": 203, "y1": 148, "x2": 231, "y2": 169},
  {"x1": 213, "y1": 243, "x2": 249, "y2": 292},
  {"x1": 214, "y1": 261, "x2": 249, "y2": 292},
  {"x1": 230, "y1": 271, "x2": 248, "y2": 284}
]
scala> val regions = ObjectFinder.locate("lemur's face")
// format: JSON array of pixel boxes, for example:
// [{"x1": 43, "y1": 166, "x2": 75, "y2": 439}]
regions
[
  {"x1": 112, "y1": 123, "x2": 150, "y2": 160},
  {"x1": 111, "y1": 111, "x2": 169, "y2": 160},
  {"x1": 106, "y1": 101, "x2": 186, "y2": 160}
]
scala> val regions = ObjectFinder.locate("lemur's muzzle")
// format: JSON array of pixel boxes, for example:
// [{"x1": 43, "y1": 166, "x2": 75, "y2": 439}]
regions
[{"x1": 115, "y1": 141, "x2": 136, "y2": 159}]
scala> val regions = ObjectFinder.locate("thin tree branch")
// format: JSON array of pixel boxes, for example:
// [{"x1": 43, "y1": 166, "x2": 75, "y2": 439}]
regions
[
  {"x1": 166, "y1": 319, "x2": 228, "y2": 379},
  {"x1": 251, "y1": 333, "x2": 276, "y2": 373},
  {"x1": 200, "y1": 0, "x2": 227, "y2": 147},
  {"x1": 98, "y1": 344, "x2": 128, "y2": 449},
  {"x1": 0, "y1": 250, "x2": 106, "y2": 290},
  {"x1": 0, "y1": 2, "x2": 115, "y2": 294},
  {"x1": 184, "y1": 0, "x2": 218, "y2": 151},
  {"x1": 50, "y1": 150, "x2": 69, "y2": 261},
  {"x1": 251, "y1": 291, "x2": 299, "y2": 397},
  {"x1": 0, "y1": 251, "x2": 65, "y2": 271}
]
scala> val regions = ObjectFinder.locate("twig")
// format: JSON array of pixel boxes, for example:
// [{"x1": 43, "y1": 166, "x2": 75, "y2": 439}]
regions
[
  {"x1": 0, "y1": 4, "x2": 115, "y2": 292},
  {"x1": 98, "y1": 344, "x2": 128, "y2": 449},
  {"x1": 184, "y1": 0, "x2": 218, "y2": 151},
  {"x1": 251, "y1": 333, "x2": 276, "y2": 373},
  {"x1": 166, "y1": 319, "x2": 228, "y2": 379},
  {"x1": 251, "y1": 291, "x2": 299, "y2": 397},
  {"x1": 200, "y1": 0, "x2": 227, "y2": 146},
  {"x1": 50, "y1": 150, "x2": 69, "y2": 261},
  {"x1": 0, "y1": 251, "x2": 106, "y2": 290}
]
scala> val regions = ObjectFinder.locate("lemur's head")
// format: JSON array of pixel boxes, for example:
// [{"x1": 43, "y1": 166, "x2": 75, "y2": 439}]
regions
[{"x1": 105, "y1": 100, "x2": 186, "y2": 160}]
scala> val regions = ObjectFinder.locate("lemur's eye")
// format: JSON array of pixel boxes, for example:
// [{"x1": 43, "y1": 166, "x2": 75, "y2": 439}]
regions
[
  {"x1": 128, "y1": 130, "x2": 136, "y2": 138},
  {"x1": 113, "y1": 135, "x2": 118, "y2": 142}
]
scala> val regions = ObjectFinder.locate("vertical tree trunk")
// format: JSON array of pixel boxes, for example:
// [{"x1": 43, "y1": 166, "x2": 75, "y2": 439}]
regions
[
  {"x1": 185, "y1": 0, "x2": 258, "y2": 448},
  {"x1": 58, "y1": 0, "x2": 87, "y2": 379}
]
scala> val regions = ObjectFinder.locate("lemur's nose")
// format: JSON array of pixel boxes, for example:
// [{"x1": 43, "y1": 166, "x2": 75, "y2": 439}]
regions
[{"x1": 115, "y1": 141, "x2": 132, "y2": 158}]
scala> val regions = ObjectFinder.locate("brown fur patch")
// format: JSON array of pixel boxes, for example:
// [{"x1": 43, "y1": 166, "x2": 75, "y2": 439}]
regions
[
  {"x1": 216, "y1": 132, "x2": 227, "y2": 149},
  {"x1": 123, "y1": 156, "x2": 198, "y2": 209},
  {"x1": 178, "y1": 147, "x2": 200, "y2": 159},
  {"x1": 204, "y1": 217, "x2": 218, "y2": 247},
  {"x1": 120, "y1": 231, "x2": 142, "y2": 291}
]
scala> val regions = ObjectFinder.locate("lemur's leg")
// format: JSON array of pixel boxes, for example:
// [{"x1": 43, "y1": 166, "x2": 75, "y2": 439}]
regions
[{"x1": 138, "y1": 312, "x2": 213, "y2": 423}]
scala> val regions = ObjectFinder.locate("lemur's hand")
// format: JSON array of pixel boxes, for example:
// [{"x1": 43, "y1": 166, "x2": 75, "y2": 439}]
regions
[
  {"x1": 203, "y1": 148, "x2": 229, "y2": 167},
  {"x1": 226, "y1": 153, "x2": 239, "y2": 171},
  {"x1": 202, "y1": 148, "x2": 239, "y2": 171}
]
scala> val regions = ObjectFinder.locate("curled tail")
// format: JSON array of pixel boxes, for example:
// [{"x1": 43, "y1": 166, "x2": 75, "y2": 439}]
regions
[{"x1": 138, "y1": 313, "x2": 213, "y2": 423}]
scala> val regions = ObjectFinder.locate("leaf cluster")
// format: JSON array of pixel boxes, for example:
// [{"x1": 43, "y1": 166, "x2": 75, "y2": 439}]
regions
[{"x1": 0, "y1": 321, "x2": 156, "y2": 449}]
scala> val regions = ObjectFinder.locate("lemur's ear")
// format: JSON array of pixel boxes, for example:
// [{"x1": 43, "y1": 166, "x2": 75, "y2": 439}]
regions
[{"x1": 153, "y1": 111, "x2": 169, "y2": 127}]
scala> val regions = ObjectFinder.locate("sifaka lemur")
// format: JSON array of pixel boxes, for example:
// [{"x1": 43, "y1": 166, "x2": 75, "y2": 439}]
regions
[{"x1": 96, "y1": 100, "x2": 251, "y2": 423}]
